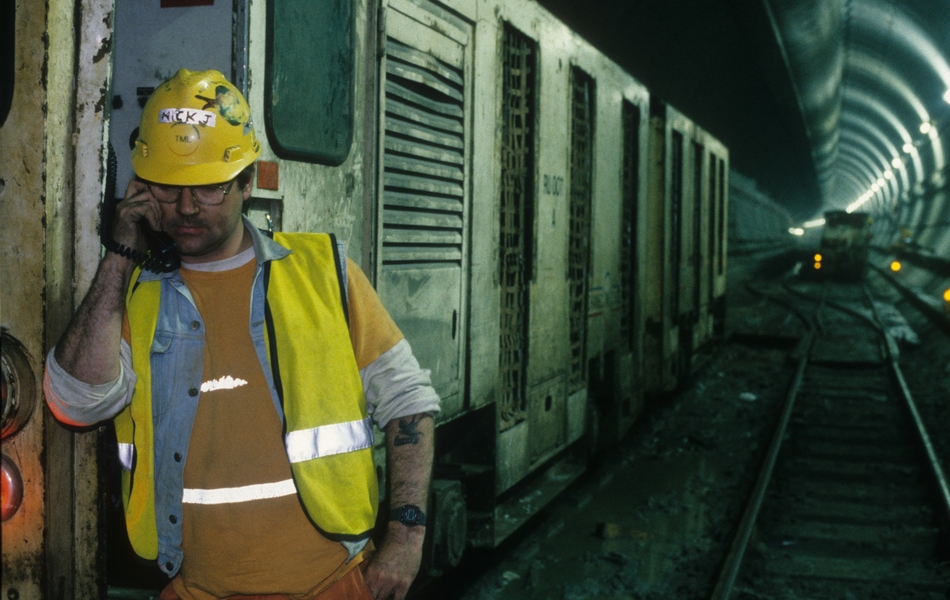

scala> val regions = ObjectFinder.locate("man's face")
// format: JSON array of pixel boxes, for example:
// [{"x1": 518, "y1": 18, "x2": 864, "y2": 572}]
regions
[{"x1": 157, "y1": 179, "x2": 250, "y2": 263}]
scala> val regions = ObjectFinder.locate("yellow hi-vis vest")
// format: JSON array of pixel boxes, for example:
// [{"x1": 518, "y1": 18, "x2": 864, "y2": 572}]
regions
[{"x1": 113, "y1": 233, "x2": 378, "y2": 560}]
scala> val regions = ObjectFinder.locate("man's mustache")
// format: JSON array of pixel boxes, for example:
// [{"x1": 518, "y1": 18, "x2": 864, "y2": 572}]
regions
[{"x1": 167, "y1": 218, "x2": 210, "y2": 229}]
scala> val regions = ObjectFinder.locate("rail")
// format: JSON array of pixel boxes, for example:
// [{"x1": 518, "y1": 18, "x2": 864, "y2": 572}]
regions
[{"x1": 710, "y1": 281, "x2": 950, "y2": 599}]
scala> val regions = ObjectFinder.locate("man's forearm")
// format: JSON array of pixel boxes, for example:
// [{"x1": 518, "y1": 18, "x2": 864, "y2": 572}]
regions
[
  {"x1": 364, "y1": 413, "x2": 435, "y2": 600},
  {"x1": 386, "y1": 413, "x2": 435, "y2": 508},
  {"x1": 54, "y1": 252, "x2": 135, "y2": 385}
]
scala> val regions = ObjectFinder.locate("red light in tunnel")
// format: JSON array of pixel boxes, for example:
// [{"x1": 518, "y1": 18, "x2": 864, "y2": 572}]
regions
[{"x1": 2, "y1": 453, "x2": 23, "y2": 522}]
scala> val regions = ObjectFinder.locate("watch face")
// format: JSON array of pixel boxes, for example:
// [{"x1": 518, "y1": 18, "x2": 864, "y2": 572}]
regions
[{"x1": 402, "y1": 506, "x2": 420, "y2": 523}]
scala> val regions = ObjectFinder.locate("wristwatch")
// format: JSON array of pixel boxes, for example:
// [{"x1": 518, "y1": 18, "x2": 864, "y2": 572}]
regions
[{"x1": 390, "y1": 504, "x2": 426, "y2": 527}]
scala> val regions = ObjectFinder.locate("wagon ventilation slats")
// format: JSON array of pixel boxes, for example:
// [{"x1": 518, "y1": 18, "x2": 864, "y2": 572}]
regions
[{"x1": 382, "y1": 38, "x2": 465, "y2": 266}]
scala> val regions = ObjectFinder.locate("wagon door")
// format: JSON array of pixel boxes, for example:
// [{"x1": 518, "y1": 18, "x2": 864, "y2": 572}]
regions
[{"x1": 376, "y1": 0, "x2": 472, "y2": 417}]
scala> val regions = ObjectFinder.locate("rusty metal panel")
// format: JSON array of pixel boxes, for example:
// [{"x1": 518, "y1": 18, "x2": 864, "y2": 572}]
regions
[
  {"x1": 498, "y1": 26, "x2": 535, "y2": 431},
  {"x1": 496, "y1": 421, "x2": 529, "y2": 493},
  {"x1": 2, "y1": 3, "x2": 49, "y2": 597},
  {"x1": 466, "y1": 16, "x2": 501, "y2": 410},
  {"x1": 527, "y1": 376, "x2": 565, "y2": 464},
  {"x1": 379, "y1": 263, "x2": 462, "y2": 402},
  {"x1": 568, "y1": 67, "x2": 593, "y2": 394},
  {"x1": 2, "y1": 2, "x2": 50, "y2": 597}
]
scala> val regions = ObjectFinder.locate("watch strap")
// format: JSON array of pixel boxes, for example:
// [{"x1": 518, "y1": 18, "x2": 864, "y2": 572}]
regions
[{"x1": 389, "y1": 504, "x2": 426, "y2": 527}]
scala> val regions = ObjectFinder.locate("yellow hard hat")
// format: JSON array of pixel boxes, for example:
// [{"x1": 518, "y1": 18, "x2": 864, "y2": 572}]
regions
[{"x1": 131, "y1": 69, "x2": 261, "y2": 185}]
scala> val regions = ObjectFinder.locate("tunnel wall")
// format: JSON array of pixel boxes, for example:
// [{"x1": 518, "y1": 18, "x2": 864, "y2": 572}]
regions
[{"x1": 728, "y1": 169, "x2": 797, "y2": 255}]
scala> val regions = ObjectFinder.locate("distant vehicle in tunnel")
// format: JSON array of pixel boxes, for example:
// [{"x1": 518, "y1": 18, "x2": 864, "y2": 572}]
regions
[{"x1": 811, "y1": 210, "x2": 872, "y2": 280}]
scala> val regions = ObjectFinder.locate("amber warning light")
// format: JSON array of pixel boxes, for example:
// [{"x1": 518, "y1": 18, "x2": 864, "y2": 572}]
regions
[
  {"x1": 890, "y1": 261, "x2": 902, "y2": 272},
  {"x1": 2, "y1": 454, "x2": 23, "y2": 521}
]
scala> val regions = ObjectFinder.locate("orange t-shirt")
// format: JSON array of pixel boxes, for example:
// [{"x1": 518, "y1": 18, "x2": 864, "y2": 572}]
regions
[{"x1": 164, "y1": 256, "x2": 400, "y2": 599}]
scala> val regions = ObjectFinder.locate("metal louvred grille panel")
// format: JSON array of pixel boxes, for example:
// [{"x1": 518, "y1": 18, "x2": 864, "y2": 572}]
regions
[
  {"x1": 499, "y1": 27, "x2": 534, "y2": 431},
  {"x1": 620, "y1": 102, "x2": 640, "y2": 351},
  {"x1": 383, "y1": 39, "x2": 464, "y2": 265},
  {"x1": 568, "y1": 68, "x2": 593, "y2": 393}
]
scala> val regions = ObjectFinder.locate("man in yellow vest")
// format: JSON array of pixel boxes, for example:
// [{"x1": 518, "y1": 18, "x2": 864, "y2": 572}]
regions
[{"x1": 44, "y1": 69, "x2": 440, "y2": 600}]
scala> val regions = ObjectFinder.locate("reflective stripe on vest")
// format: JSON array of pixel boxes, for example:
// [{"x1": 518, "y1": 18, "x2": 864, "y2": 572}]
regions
[
  {"x1": 285, "y1": 417, "x2": 374, "y2": 463},
  {"x1": 118, "y1": 443, "x2": 135, "y2": 471},
  {"x1": 182, "y1": 478, "x2": 297, "y2": 505}
]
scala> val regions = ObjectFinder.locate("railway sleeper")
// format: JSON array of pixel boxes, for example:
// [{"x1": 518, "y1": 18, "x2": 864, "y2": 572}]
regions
[
  {"x1": 794, "y1": 388, "x2": 894, "y2": 405},
  {"x1": 758, "y1": 534, "x2": 941, "y2": 564},
  {"x1": 766, "y1": 496, "x2": 934, "y2": 526},
  {"x1": 783, "y1": 441, "x2": 918, "y2": 464},
  {"x1": 801, "y1": 373, "x2": 888, "y2": 385},
  {"x1": 791, "y1": 424, "x2": 905, "y2": 444},
  {"x1": 775, "y1": 476, "x2": 931, "y2": 504},
  {"x1": 767, "y1": 519, "x2": 940, "y2": 547},
  {"x1": 757, "y1": 554, "x2": 950, "y2": 589},
  {"x1": 780, "y1": 455, "x2": 923, "y2": 480}
]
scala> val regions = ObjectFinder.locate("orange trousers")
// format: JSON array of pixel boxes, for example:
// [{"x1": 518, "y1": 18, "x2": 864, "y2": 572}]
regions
[{"x1": 159, "y1": 563, "x2": 374, "y2": 600}]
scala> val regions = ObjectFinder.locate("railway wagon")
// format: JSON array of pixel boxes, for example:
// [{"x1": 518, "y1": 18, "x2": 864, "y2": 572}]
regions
[
  {"x1": 0, "y1": 0, "x2": 728, "y2": 596},
  {"x1": 643, "y1": 101, "x2": 730, "y2": 393}
]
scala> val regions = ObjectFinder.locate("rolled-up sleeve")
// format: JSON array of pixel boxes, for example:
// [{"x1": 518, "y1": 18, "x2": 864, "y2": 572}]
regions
[
  {"x1": 361, "y1": 339, "x2": 440, "y2": 429},
  {"x1": 44, "y1": 341, "x2": 136, "y2": 426}
]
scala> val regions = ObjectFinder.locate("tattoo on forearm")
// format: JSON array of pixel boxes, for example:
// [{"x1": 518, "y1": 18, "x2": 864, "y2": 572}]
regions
[{"x1": 393, "y1": 415, "x2": 425, "y2": 446}]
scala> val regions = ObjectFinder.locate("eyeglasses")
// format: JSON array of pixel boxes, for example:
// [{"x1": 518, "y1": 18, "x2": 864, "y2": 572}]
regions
[{"x1": 148, "y1": 179, "x2": 238, "y2": 206}]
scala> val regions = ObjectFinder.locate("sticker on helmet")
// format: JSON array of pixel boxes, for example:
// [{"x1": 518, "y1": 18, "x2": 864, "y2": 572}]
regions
[
  {"x1": 159, "y1": 108, "x2": 217, "y2": 127},
  {"x1": 215, "y1": 85, "x2": 248, "y2": 126}
]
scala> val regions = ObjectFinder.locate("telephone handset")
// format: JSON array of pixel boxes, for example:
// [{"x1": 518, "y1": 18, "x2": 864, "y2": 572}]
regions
[{"x1": 101, "y1": 143, "x2": 180, "y2": 273}]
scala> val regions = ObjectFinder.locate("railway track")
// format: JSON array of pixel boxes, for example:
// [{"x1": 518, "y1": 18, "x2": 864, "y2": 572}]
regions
[{"x1": 713, "y1": 281, "x2": 950, "y2": 599}]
